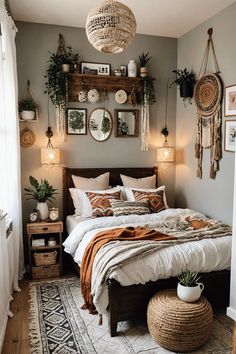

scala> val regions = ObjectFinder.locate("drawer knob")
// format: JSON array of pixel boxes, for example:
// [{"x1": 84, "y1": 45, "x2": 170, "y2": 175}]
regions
[{"x1": 42, "y1": 227, "x2": 48, "y2": 231}]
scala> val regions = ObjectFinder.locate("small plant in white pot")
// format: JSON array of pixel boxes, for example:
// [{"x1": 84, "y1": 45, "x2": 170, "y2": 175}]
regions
[
  {"x1": 19, "y1": 98, "x2": 37, "y2": 120},
  {"x1": 177, "y1": 270, "x2": 204, "y2": 302},
  {"x1": 24, "y1": 176, "x2": 58, "y2": 221}
]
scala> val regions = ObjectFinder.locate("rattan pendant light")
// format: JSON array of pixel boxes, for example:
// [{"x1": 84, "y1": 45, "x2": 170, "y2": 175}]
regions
[{"x1": 86, "y1": 0, "x2": 136, "y2": 54}]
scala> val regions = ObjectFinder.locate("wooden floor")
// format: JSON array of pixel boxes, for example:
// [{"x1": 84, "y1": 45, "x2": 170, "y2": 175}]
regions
[{"x1": 2, "y1": 280, "x2": 30, "y2": 354}]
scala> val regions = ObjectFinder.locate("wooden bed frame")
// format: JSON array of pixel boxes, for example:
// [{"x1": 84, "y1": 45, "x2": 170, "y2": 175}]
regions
[{"x1": 63, "y1": 167, "x2": 230, "y2": 336}]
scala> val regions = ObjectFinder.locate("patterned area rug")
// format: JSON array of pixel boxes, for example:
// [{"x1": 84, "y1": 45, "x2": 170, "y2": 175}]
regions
[{"x1": 29, "y1": 277, "x2": 233, "y2": 354}]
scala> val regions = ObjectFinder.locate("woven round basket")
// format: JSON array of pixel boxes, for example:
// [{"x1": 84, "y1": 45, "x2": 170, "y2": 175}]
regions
[
  {"x1": 147, "y1": 289, "x2": 213, "y2": 352},
  {"x1": 194, "y1": 73, "x2": 222, "y2": 116},
  {"x1": 20, "y1": 127, "x2": 36, "y2": 148},
  {"x1": 86, "y1": 0, "x2": 136, "y2": 53}
]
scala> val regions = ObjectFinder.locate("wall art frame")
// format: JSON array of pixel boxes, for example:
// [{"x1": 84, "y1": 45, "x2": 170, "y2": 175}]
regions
[
  {"x1": 114, "y1": 109, "x2": 139, "y2": 137},
  {"x1": 225, "y1": 119, "x2": 236, "y2": 152},
  {"x1": 66, "y1": 108, "x2": 87, "y2": 135},
  {"x1": 225, "y1": 84, "x2": 236, "y2": 117},
  {"x1": 81, "y1": 62, "x2": 111, "y2": 76}
]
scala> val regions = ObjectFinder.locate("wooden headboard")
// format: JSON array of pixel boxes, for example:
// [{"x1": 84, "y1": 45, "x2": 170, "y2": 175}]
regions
[{"x1": 63, "y1": 166, "x2": 158, "y2": 223}]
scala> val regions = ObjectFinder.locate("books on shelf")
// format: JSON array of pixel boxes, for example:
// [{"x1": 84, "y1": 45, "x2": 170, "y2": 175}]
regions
[{"x1": 32, "y1": 238, "x2": 45, "y2": 247}]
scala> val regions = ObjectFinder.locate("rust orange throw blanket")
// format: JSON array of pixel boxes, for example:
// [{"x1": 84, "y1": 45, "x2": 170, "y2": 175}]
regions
[{"x1": 80, "y1": 226, "x2": 176, "y2": 314}]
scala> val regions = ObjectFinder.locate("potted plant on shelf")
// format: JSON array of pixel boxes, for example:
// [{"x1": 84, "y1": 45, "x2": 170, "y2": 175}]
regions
[
  {"x1": 139, "y1": 52, "x2": 151, "y2": 78},
  {"x1": 171, "y1": 68, "x2": 196, "y2": 102},
  {"x1": 19, "y1": 98, "x2": 38, "y2": 120},
  {"x1": 24, "y1": 176, "x2": 58, "y2": 221},
  {"x1": 177, "y1": 270, "x2": 204, "y2": 302},
  {"x1": 45, "y1": 45, "x2": 79, "y2": 107}
]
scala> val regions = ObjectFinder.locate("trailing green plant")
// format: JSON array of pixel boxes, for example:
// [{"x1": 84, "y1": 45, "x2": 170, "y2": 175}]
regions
[
  {"x1": 101, "y1": 112, "x2": 111, "y2": 134},
  {"x1": 68, "y1": 111, "x2": 85, "y2": 131},
  {"x1": 139, "y1": 52, "x2": 151, "y2": 67},
  {"x1": 19, "y1": 98, "x2": 37, "y2": 112},
  {"x1": 141, "y1": 77, "x2": 156, "y2": 105},
  {"x1": 24, "y1": 176, "x2": 58, "y2": 203},
  {"x1": 44, "y1": 46, "x2": 79, "y2": 107},
  {"x1": 171, "y1": 68, "x2": 196, "y2": 87},
  {"x1": 177, "y1": 270, "x2": 200, "y2": 287}
]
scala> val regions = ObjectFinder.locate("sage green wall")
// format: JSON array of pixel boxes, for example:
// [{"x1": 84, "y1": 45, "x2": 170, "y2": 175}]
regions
[
  {"x1": 175, "y1": 2, "x2": 236, "y2": 225},
  {"x1": 16, "y1": 22, "x2": 177, "y2": 222}
]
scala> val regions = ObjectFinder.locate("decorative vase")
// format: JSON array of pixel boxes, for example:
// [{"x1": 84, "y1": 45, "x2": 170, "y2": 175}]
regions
[
  {"x1": 140, "y1": 67, "x2": 148, "y2": 78},
  {"x1": 180, "y1": 82, "x2": 193, "y2": 98},
  {"x1": 177, "y1": 282, "x2": 204, "y2": 302},
  {"x1": 21, "y1": 110, "x2": 35, "y2": 120},
  {"x1": 36, "y1": 202, "x2": 49, "y2": 221},
  {"x1": 128, "y1": 60, "x2": 137, "y2": 77},
  {"x1": 62, "y1": 64, "x2": 70, "y2": 73}
]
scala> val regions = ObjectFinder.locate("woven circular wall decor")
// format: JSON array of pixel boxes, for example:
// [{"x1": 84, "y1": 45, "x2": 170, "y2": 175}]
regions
[
  {"x1": 20, "y1": 127, "x2": 36, "y2": 148},
  {"x1": 194, "y1": 73, "x2": 222, "y2": 116}
]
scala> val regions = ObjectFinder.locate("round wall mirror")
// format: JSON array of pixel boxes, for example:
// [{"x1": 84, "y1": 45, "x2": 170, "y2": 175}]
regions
[{"x1": 88, "y1": 108, "x2": 112, "y2": 142}]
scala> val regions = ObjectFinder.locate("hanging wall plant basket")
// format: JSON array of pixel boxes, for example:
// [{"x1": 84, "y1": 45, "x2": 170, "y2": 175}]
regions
[{"x1": 180, "y1": 81, "x2": 194, "y2": 98}]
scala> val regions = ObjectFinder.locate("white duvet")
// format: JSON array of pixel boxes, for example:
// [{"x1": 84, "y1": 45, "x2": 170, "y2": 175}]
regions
[{"x1": 63, "y1": 208, "x2": 231, "y2": 314}]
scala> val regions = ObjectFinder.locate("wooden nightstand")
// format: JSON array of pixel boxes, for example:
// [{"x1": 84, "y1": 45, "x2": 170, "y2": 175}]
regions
[{"x1": 27, "y1": 221, "x2": 63, "y2": 279}]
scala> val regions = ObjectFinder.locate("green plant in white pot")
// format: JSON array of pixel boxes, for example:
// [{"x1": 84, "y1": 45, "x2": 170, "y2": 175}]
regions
[
  {"x1": 19, "y1": 98, "x2": 37, "y2": 120},
  {"x1": 177, "y1": 270, "x2": 204, "y2": 302},
  {"x1": 24, "y1": 176, "x2": 58, "y2": 220}
]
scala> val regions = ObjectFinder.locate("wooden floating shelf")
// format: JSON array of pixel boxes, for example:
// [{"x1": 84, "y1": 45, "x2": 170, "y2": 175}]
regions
[{"x1": 67, "y1": 73, "x2": 155, "y2": 102}]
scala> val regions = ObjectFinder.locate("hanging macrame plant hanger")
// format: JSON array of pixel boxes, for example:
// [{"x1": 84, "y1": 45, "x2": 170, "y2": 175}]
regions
[{"x1": 194, "y1": 28, "x2": 223, "y2": 179}]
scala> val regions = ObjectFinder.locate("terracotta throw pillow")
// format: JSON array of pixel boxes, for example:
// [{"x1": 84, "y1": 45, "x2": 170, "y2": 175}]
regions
[
  {"x1": 86, "y1": 191, "x2": 121, "y2": 217},
  {"x1": 133, "y1": 190, "x2": 165, "y2": 213}
]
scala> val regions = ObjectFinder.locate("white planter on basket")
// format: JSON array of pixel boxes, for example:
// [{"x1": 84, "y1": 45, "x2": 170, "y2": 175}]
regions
[
  {"x1": 177, "y1": 282, "x2": 204, "y2": 302},
  {"x1": 21, "y1": 110, "x2": 35, "y2": 120},
  {"x1": 36, "y1": 202, "x2": 49, "y2": 221}
]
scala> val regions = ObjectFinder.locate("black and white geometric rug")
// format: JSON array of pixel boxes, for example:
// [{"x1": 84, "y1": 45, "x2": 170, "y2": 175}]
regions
[{"x1": 29, "y1": 277, "x2": 233, "y2": 354}]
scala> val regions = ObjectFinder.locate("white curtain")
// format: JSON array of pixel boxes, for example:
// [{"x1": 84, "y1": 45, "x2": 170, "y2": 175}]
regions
[{"x1": 0, "y1": 2, "x2": 24, "y2": 288}]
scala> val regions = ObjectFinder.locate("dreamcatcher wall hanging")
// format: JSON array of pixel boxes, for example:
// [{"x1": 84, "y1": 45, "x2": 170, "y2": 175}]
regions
[{"x1": 194, "y1": 28, "x2": 223, "y2": 179}]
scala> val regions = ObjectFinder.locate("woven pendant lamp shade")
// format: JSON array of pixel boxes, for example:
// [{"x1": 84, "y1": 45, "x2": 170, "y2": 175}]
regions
[{"x1": 86, "y1": 0, "x2": 136, "y2": 54}]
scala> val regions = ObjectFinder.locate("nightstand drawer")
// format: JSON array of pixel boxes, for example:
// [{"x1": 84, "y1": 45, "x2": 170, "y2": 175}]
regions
[{"x1": 27, "y1": 222, "x2": 63, "y2": 234}]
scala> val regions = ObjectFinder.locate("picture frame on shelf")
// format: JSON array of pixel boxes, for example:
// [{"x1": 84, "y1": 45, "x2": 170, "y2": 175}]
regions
[
  {"x1": 66, "y1": 108, "x2": 87, "y2": 135},
  {"x1": 225, "y1": 84, "x2": 236, "y2": 117},
  {"x1": 225, "y1": 120, "x2": 236, "y2": 152},
  {"x1": 81, "y1": 62, "x2": 111, "y2": 76}
]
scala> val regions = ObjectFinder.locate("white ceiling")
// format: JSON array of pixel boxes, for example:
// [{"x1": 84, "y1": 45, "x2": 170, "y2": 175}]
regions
[{"x1": 9, "y1": 0, "x2": 236, "y2": 38}]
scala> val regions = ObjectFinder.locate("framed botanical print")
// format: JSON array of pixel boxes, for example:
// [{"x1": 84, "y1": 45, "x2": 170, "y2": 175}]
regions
[
  {"x1": 225, "y1": 120, "x2": 236, "y2": 152},
  {"x1": 225, "y1": 84, "x2": 236, "y2": 116},
  {"x1": 66, "y1": 108, "x2": 87, "y2": 135}
]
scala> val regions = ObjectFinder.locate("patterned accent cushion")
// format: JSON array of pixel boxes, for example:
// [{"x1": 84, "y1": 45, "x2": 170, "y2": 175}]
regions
[
  {"x1": 133, "y1": 190, "x2": 165, "y2": 213},
  {"x1": 111, "y1": 200, "x2": 150, "y2": 217},
  {"x1": 86, "y1": 191, "x2": 121, "y2": 217}
]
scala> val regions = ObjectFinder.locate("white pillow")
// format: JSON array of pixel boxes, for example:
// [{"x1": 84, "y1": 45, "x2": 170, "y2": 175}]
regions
[
  {"x1": 120, "y1": 174, "x2": 156, "y2": 189},
  {"x1": 72, "y1": 172, "x2": 110, "y2": 190},
  {"x1": 69, "y1": 186, "x2": 122, "y2": 217},
  {"x1": 124, "y1": 186, "x2": 169, "y2": 209}
]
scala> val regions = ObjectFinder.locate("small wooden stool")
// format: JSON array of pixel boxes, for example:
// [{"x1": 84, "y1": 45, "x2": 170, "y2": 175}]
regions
[{"x1": 147, "y1": 289, "x2": 213, "y2": 352}]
